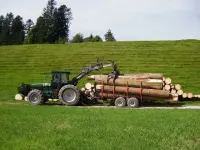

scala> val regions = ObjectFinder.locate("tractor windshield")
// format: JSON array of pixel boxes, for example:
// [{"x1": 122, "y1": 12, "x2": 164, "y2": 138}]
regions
[
  {"x1": 52, "y1": 72, "x2": 69, "y2": 84},
  {"x1": 61, "y1": 73, "x2": 69, "y2": 83}
]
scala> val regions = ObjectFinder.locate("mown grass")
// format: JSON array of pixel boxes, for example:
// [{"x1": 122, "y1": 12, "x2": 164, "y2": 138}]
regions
[
  {"x1": 1, "y1": 41, "x2": 200, "y2": 150},
  {"x1": 0, "y1": 40, "x2": 200, "y2": 101},
  {"x1": 0, "y1": 104, "x2": 200, "y2": 150}
]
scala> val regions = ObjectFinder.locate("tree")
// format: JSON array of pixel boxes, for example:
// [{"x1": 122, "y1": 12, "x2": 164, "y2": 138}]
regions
[
  {"x1": 25, "y1": 19, "x2": 34, "y2": 34},
  {"x1": 84, "y1": 34, "x2": 94, "y2": 42},
  {"x1": 0, "y1": 13, "x2": 14, "y2": 45},
  {"x1": 24, "y1": 16, "x2": 47, "y2": 44},
  {"x1": 71, "y1": 33, "x2": 84, "y2": 43},
  {"x1": 93, "y1": 35, "x2": 103, "y2": 42},
  {"x1": 10, "y1": 15, "x2": 25, "y2": 44},
  {"x1": 104, "y1": 29, "x2": 116, "y2": 42},
  {"x1": 84, "y1": 34, "x2": 102, "y2": 42},
  {"x1": 0, "y1": 15, "x2": 4, "y2": 38},
  {"x1": 43, "y1": 0, "x2": 57, "y2": 43},
  {"x1": 54, "y1": 5, "x2": 72, "y2": 43}
]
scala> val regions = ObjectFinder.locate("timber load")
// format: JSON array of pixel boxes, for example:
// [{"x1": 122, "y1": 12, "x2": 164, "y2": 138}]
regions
[{"x1": 85, "y1": 73, "x2": 200, "y2": 101}]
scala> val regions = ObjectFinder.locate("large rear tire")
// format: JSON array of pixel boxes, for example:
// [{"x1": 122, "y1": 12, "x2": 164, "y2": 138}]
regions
[
  {"x1": 27, "y1": 89, "x2": 44, "y2": 105},
  {"x1": 58, "y1": 85, "x2": 80, "y2": 106}
]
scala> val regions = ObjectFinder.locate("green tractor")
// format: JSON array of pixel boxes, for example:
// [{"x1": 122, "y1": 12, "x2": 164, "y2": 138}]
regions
[{"x1": 17, "y1": 59, "x2": 119, "y2": 106}]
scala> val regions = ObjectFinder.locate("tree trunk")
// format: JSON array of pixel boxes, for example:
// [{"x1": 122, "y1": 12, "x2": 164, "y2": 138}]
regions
[
  {"x1": 88, "y1": 73, "x2": 163, "y2": 80},
  {"x1": 96, "y1": 85, "x2": 170, "y2": 98},
  {"x1": 94, "y1": 77, "x2": 163, "y2": 89},
  {"x1": 97, "y1": 93, "x2": 175, "y2": 101}
]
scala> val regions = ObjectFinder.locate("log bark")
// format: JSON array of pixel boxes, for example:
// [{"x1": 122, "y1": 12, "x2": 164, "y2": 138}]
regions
[
  {"x1": 94, "y1": 77, "x2": 163, "y2": 89},
  {"x1": 88, "y1": 73, "x2": 163, "y2": 80},
  {"x1": 97, "y1": 93, "x2": 175, "y2": 101},
  {"x1": 171, "y1": 93, "x2": 179, "y2": 101},
  {"x1": 96, "y1": 85, "x2": 170, "y2": 98},
  {"x1": 123, "y1": 73, "x2": 163, "y2": 79}
]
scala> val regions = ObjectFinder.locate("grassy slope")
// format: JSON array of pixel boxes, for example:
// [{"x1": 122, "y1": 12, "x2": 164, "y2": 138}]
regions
[
  {"x1": 0, "y1": 104, "x2": 200, "y2": 150},
  {"x1": 1, "y1": 41, "x2": 200, "y2": 150},
  {"x1": 0, "y1": 40, "x2": 200, "y2": 101}
]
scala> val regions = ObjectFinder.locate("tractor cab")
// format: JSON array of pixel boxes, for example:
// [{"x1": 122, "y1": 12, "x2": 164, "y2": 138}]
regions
[{"x1": 51, "y1": 71, "x2": 70, "y2": 89}]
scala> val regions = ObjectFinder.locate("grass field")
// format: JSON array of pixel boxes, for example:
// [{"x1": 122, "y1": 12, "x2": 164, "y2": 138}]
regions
[
  {"x1": 0, "y1": 40, "x2": 200, "y2": 101},
  {"x1": 0, "y1": 104, "x2": 200, "y2": 150},
  {"x1": 1, "y1": 40, "x2": 200, "y2": 150}
]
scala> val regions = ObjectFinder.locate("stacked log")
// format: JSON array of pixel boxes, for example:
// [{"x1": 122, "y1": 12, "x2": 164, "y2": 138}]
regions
[{"x1": 87, "y1": 73, "x2": 179, "y2": 101}]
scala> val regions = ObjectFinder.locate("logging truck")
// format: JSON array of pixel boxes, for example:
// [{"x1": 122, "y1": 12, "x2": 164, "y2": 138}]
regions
[{"x1": 16, "y1": 58, "x2": 196, "y2": 108}]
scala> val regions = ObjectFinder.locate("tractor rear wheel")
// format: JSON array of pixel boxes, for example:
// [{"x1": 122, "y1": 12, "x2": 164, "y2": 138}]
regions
[
  {"x1": 27, "y1": 89, "x2": 44, "y2": 105},
  {"x1": 58, "y1": 85, "x2": 80, "y2": 106}
]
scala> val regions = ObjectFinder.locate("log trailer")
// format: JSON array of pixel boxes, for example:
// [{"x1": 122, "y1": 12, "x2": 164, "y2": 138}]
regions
[
  {"x1": 16, "y1": 59, "x2": 181, "y2": 108},
  {"x1": 81, "y1": 74, "x2": 177, "y2": 108}
]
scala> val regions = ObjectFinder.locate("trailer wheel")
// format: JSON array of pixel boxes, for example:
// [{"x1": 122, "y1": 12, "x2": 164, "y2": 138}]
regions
[
  {"x1": 115, "y1": 97, "x2": 126, "y2": 107},
  {"x1": 127, "y1": 97, "x2": 139, "y2": 108}
]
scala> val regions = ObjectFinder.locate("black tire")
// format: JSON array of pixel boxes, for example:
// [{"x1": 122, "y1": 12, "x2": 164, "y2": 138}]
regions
[
  {"x1": 27, "y1": 89, "x2": 44, "y2": 105},
  {"x1": 58, "y1": 85, "x2": 80, "y2": 106},
  {"x1": 115, "y1": 97, "x2": 126, "y2": 107},
  {"x1": 127, "y1": 97, "x2": 139, "y2": 108}
]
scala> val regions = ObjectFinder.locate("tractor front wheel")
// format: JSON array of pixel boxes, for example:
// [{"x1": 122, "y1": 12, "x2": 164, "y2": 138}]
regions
[
  {"x1": 27, "y1": 89, "x2": 44, "y2": 105},
  {"x1": 58, "y1": 85, "x2": 80, "y2": 106}
]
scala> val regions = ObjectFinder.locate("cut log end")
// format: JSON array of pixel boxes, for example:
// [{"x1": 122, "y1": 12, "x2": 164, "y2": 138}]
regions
[
  {"x1": 165, "y1": 78, "x2": 172, "y2": 85},
  {"x1": 177, "y1": 90, "x2": 183, "y2": 96},
  {"x1": 15, "y1": 94, "x2": 24, "y2": 101},
  {"x1": 187, "y1": 93, "x2": 193, "y2": 99},
  {"x1": 164, "y1": 85, "x2": 171, "y2": 91},
  {"x1": 85, "y1": 83, "x2": 92, "y2": 90},
  {"x1": 182, "y1": 93, "x2": 187, "y2": 98},
  {"x1": 175, "y1": 84, "x2": 181, "y2": 90}
]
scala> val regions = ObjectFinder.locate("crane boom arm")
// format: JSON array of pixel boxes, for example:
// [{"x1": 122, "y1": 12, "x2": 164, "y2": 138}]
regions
[{"x1": 71, "y1": 59, "x2": 119, "y2": 85}]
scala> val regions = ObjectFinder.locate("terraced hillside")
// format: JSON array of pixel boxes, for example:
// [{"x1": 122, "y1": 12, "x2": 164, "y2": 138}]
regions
[{"x1": 0, "y1": 40, "x2": 200, "y2": 101}]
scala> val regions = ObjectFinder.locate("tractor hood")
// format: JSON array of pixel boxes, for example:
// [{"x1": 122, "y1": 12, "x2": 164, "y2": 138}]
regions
[
  {"x1": 30, "y1": 83, "x2": 51, "y2": 87},
  {"x1": 18, "y1": 83, "x2": 51, "y2": 96}
]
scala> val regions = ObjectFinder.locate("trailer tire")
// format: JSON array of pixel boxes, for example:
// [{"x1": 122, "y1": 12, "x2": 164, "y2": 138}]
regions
[
  {"x1": 115, "y1": 97, "x2": 126, "y2": 107},
  {"x1": 127, "y1": 97, "x2": 139, "y2": 108},
  {"x1": 58, "y1": 85, "x2": 80, "y2": 106},
  {"x1": 27, "y1": 89, "x2": 44, "y2": 105}
]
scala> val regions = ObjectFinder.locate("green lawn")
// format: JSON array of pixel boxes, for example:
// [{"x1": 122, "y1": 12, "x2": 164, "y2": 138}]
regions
[
  {"x1": 0, "y1": 104, "x2": 200, "y2": 150},
  {"x1": 1, "y1": 41, "x2": 200, "y2": 150},
  {"x1": 0, "y1": 40, "x2": 200, "y2": 101}
]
